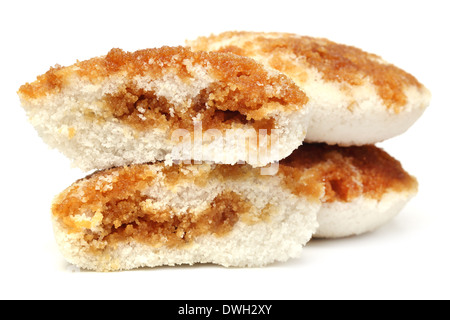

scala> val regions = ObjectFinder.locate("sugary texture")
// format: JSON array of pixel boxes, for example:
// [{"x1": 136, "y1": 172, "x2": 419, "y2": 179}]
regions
[
  {"x1": 279, "y1": 143, "x2": 418, "y2": 238},
  {"x1": 18, "y1": 46, "x2": 310, "y2": 170},
  {"x1": 52, "y1": 162, "x2": 322, "y2": 271},
  {"x1": 280, "y1": 144, "x2": 418, "y2": 202},
  {"x1": 187, "y1": 32, "x2": 431, "y2": 145}
]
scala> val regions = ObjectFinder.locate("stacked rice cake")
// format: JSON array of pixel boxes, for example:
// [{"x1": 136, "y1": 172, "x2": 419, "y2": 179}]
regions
[
  {"x1": 188, "y1": 31, "x2": 430, "y2": 238},
  {"x1": 18, "y1": 33, "x2": 430, "y2": 271}
]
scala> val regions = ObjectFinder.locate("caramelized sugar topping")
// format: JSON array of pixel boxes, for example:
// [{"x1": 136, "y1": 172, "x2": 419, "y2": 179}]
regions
[
  {"x1": 280, "y1": 143, "x2": 417, "y2": 202},
  {"x1": 191, "y1": 32, "x2": 424, "y2": 112},
  {"x1": 19, "y1": 46, "x2": 307, "y2": 131},
  {"x1": 52, "y1": 164, "x2": 255, "y2": 251}
]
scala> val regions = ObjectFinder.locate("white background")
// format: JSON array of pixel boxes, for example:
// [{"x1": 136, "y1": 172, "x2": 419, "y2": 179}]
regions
[{"x1": 1, "y1": 0, "x2": 449, "y2": 300}]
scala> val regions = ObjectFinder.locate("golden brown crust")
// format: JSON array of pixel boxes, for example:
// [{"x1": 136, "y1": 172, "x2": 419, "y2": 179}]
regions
[
  {"x1": 190, "y1": 31, "x2": 425, "y2": 112},
  {"x1": 18, "y1": 46, "x2": 308, "y2": 132},
  {"x1": 279, "y1": 143, "x2": 418, "y2": 202}
]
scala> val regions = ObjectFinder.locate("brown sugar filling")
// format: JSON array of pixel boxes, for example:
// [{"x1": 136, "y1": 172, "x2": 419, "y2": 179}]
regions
[
  {"x1": 52, "y1": 165, "x2": 253, "y2": 251},
  {"x1": 104, "y1": 82, "x2": 276, "y2": 132},
  {"x1": 198, "y1": 32, "x2": 424, "y2": 112},
  {"x1": 280, "y1": 143, "x2": 417, "y2": 202},
  {"x1": 101, "y1": 190, "x2": 246, "y2": 251}
]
